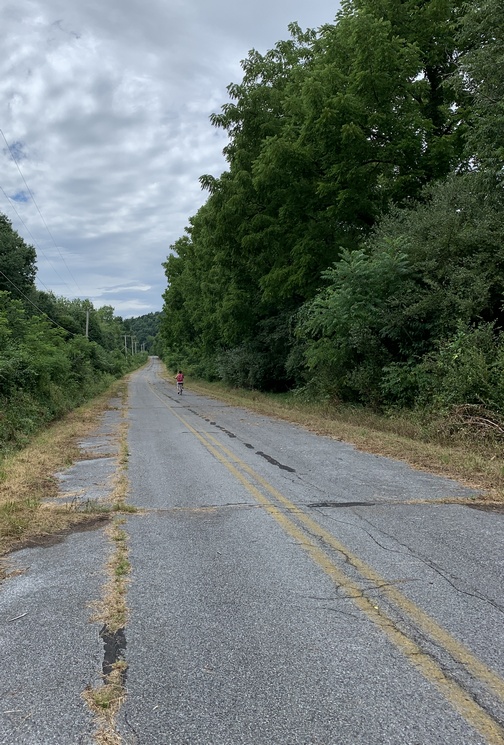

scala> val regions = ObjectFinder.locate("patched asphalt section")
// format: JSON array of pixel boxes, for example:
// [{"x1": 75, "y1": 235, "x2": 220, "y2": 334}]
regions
[
  {"x1": 55, "y1": 457, "x2": 119, "y2": 505},
  {"x1": 0, "y1": 529, "x2": 108, "y2": 745},
  {"x1": 53, "y1": 399, "x2": 123, "y2": 507},
  {"x1": 0, "y1": 395, "x2": 125, "y2": 744}
]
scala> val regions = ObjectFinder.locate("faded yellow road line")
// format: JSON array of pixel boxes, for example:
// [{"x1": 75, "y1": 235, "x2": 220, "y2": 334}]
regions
[
  {"x1": 150, "y1": 384, "x2": 504, "y2": 744},
  {"x1": 197, "y1": 419, "x2": 504, "y2": 706}
]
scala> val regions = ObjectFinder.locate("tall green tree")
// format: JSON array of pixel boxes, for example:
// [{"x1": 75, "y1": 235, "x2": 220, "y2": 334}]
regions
[
  {"x1": 0, "y1": 214, "x2": 36, "y2": 298},
  {"x1": 457, "y1": 0, "x2": 504, "y2": 171},
  {"x1": 161, "y1": 0, "x2": 479, "y2": 392}
]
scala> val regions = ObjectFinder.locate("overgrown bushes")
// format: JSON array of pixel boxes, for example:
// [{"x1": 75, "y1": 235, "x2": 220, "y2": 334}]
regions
[{"x1": 0, "y1": 291, "x2": 146, "y2": 455}]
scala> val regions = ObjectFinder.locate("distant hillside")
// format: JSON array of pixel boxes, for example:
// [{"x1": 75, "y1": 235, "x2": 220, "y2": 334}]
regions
[{"x1": 124, "y1": 311, "x2": 163, "y2": 351}]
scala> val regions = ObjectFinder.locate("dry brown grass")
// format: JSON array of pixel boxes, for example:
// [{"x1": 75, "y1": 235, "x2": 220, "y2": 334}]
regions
[
  {"x1": 90, "y1": 518, "x2": 130, "y2": 631},
  {"x1": 84, "y1": 517, "x2": 130, "y2": 744},
  {"x1": 82, "y1": 403, "x2": 132, "y2": 742},
  {"x1": 82, "y1": 659, "x2": 127, "y2": 745},
  {"x1": 0, "y1": 380, "x2": 128, "y2": 572},
  {"x1": 185, "y1": 378, "x2": 504, "y2": 502}
]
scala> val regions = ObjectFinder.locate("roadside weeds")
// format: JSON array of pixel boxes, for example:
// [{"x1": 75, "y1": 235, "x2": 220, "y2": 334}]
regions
[
  {"x1": 0, "y1": 379, "x2": 139, "y2": 581},
  {"x1": 83, "y1": 390, "x2": 133, "y2": 745},
  {"x1": 0, "y1": 373, "x2": 136, "y2": 742},
  {"x1": 84, "y1": 518, "x2": 130, "y2": 745}
]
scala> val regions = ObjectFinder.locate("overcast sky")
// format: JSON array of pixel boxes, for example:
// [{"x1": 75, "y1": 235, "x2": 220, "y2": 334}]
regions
[{"x1": 1, "y1": 0, "x2": 340, "y2": 318}]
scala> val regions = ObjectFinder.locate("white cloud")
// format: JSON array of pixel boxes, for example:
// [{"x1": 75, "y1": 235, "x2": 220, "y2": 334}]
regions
[{"x1": 1, "y1": 0, "x2": 339, "y2": 317}]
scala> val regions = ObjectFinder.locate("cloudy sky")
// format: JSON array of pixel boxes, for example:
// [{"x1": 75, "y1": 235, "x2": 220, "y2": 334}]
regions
[{"x1": 1, "y1": 0, "x2": 340, "y2": 318}]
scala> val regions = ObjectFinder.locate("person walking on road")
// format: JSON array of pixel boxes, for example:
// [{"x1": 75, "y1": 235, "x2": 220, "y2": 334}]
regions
[{"x1": 176, "y1": 370, "x2": 184, "y2": 395}]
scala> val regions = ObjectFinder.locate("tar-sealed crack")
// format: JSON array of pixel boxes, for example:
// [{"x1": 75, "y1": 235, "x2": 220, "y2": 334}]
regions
[
  {"x1": 100, "y1": 624, "x2": 127, "y2": 681},
  {"x1": 215, "y1": 423, "x2": 236, "y2": 438},
  {"x1": 309, "y1": 500, "x2": 375, "y2": 508},
  {"x1": 184, "y1": 408, "x2": 301, "y2": 473},
  {"x1": 256, "y1": 451, "x2": 296, "y2": 472}
]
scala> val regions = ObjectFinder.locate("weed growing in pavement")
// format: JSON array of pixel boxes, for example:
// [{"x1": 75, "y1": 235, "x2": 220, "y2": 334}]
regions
[
  {"x1": 95, "y1": 519, "x2": 131, "y2": 630},
  {"x1": 85, "y1": 668, "x2": 125, "y2": 711},
  {"x1": 85, "y1": 517, "x2": 131, "y2": 743},
  {"x1": 83, "y1": 661, "x2": 127, "y2": 745},
  {"x1": 112, "y1": 502, "x2": 137, "y2": 513},
  {"x1": 65, "y1": 498, "x2": 113, "y2": 514}
]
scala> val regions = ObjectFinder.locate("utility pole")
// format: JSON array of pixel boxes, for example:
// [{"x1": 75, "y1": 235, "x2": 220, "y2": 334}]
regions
[{"x1": 124, "y1": 335, "x2": 128, "y2": 356}]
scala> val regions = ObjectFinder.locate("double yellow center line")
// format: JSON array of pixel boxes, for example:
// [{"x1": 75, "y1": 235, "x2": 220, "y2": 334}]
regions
[{"x1": 152, "y1": 383, "x2": 504, "y2": 744}]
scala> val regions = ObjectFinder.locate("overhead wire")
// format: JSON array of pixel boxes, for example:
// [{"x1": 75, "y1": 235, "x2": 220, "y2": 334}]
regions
[
  {"x1": 0, "y1": 127, "x2": 98, "y2": 339},
  {"x1": 0, "y1": 269, "x2": 128, "y2": 348},
  {"x1": 0, "y1": 185, "x2": 72, "y2": 297},
  {"x1": 0, "y1": 268, "x2": 78, "y2": 336},
  {"x1": 0, "y1": 130, "x2": 132, "y2": 349},
  {"x1": 0, "y1": 127, "x2": 83, "y2": 295}
]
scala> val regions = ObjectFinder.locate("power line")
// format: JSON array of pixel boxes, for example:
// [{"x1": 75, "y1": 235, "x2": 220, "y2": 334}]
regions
[
  {"x1": 0, "y1": 269, "x2": 126, "y2": 348},
  {"x1": 0, "y1": 189, "x2": 125, "y2": 346},
  {"x1": 0, "y1": 185, "x2": 74, "y2": 297},
  {"x1": 0, "y1": 268, "x2": 78, "y2": 337},
  {"x1": 0, "y1": 187, "x2": 102, "y2": 339},
  {"x1": 0, "y1": 127, "x2": 83, "y2": 295}
]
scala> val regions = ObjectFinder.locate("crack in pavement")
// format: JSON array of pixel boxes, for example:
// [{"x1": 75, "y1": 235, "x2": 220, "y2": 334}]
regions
[
  {"x1": 308, "y1": 503, "x2": 504, "y2": 616},
  {"x1": 350, "y1": 510, "x2": 504, "y2": 617},
  {"x1": 145, "y1": 502, "x2": 266, "y2": 514},
  {"x1": 100, "y1": 625, "x2": 127, "y2": 681},
  {"x1": 255, "y1": 450, "x2": 296, "y2": 472},
  {"x1": 164, "y1": 398, "x2": 299, "y2": 474}
]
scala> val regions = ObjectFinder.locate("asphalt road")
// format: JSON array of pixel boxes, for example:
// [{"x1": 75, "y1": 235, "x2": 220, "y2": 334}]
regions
[
  {"x1": 1, "y1": 357, "x2": 503, "y2": 745},
  {"x1": 117, "y1": 359, "x2": 504, "y2": 744}
]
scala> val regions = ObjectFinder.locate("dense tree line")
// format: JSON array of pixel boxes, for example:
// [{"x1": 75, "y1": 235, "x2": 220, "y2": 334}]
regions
[
  {"x1": 161, "y1": 0, "x2": 503, "y2": 413},
  {"x1": 0, "y1": 215, "x2": 147, "y2": 453}
]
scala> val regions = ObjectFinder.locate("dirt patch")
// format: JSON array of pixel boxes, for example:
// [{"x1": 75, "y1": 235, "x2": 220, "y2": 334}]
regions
[
  {"x1": 5, "y1": 514, "x2": 110, "y2": 553},
  {"x1": 467, "y1": 503, "x2": 504, "y2": 514}
]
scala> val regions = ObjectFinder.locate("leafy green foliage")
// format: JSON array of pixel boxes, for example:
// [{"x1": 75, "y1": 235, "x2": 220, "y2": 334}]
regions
[
  {"x1": 0, "y1": 214, "x2": 36, "y2": 297},
  {"x1": 123, "y1": 311, "x2": 162, "y2": 352},
  {"x1": 300, "y1": 172, "x2": 504, "y2": 407},
  {"x1": 457, "y1": 0, "x2": 504, "y2": 172},
  {"x1": 160, "y1": 0, "x2": 504, "y2": 415},
  {"x1": 417, "y1": 323, "x2": 504, "y2": 411},
  {"x1": 298, "y1": 240, "x2": 413, "y2": 402},
  {"x1": 0, "y1": 215, "x2": 147, "y2": 455}
]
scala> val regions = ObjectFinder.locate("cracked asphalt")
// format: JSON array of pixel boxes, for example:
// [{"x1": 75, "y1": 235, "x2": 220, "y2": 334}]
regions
[
  {"x1": 1, "y1": 357, "x2": 504, "y2": 744},
  {"x1": 0, "y1": 403, "x2": 122, "y2": 745},
  {"x1": 117, "y1": 359, "x2": 504, "y2": 744}
]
